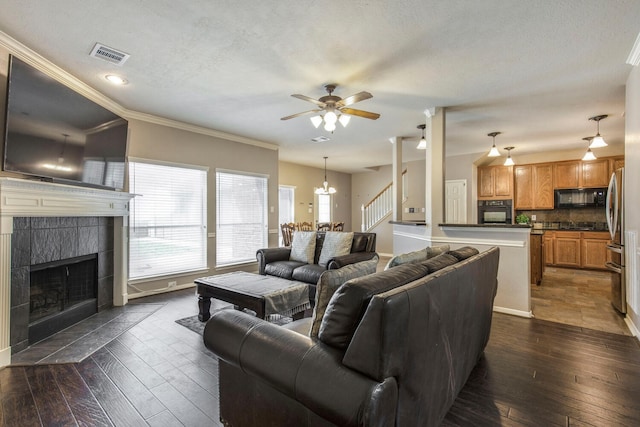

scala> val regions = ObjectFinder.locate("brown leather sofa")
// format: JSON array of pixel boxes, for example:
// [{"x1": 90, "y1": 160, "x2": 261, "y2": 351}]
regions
[
  {"x1": 204, "y1": 246, "x2": 500, "y2": 426},
  {"x1": 256, "y1": 231, "x2": 377, "y2": 302}
]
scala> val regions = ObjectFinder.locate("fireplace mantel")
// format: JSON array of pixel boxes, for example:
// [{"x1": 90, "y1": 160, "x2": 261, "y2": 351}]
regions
[
  {"x1": 0, "y1": 177, "x2": 134, "y2": 217},
  {"x1": 0, "y1": 177, "x2": 136, "y2": 368}
]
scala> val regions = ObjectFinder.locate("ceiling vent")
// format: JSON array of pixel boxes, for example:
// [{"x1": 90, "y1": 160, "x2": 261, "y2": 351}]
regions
[
  {"x1": 89, "y1": 43, "x2": 130, "y2": 66},
  {"x1": 311, "y1": 136, "x2": 330, "y2": 143}
]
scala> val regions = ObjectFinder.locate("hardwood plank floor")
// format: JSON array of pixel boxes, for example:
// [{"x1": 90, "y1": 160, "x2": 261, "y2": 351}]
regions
[{"x1": 1, "y1": 287, "x2": 639, "y2": 426}]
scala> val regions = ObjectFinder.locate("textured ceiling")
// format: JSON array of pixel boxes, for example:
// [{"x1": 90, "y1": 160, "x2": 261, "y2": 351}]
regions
[{"x1": 1, "y1": 1, "x2": 638, "y2": 173}]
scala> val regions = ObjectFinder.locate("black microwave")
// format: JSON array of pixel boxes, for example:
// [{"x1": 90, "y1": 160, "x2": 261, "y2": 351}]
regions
[{"x1": 554, "y1": 188, "x2": 606, "y2": 209}]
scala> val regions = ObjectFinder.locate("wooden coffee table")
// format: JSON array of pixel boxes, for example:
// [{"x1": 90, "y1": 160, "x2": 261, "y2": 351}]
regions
[{"x1": 195, "y1": 272, "x2": 310, "y2": 321}]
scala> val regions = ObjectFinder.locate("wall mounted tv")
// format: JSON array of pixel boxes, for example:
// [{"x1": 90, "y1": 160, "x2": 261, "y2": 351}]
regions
[{"x1": 2, "y1": 56, "x2": 128, "y2": 190}]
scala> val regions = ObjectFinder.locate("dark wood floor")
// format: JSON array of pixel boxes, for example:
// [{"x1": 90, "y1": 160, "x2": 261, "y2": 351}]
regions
[{"x1": 2, "y1": 288, "x2": 640, "y2": 426}]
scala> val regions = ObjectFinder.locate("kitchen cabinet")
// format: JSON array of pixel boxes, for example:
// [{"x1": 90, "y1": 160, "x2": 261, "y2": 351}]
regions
[
  {"x1": 553, "y1": 159, "x2": 609, "y2": 189},
  {"x1": 581, "y1": 232, "x2": 611, "y2": 270},
  {"x1": 514, "y1": 164, "x2": 554, "y2": 209},
  {"x1": 554, "y1": 231, "x2": 581, "y2": 268},
  {"x1": 544, "y1": 231, "x2": 610, "y2": 270},
  {"x1": 610, "y1": 156, "x2": 625, "y2": 172},
  {"x1": 478, "y1": 165, "x2": 513, "y2": 200}
]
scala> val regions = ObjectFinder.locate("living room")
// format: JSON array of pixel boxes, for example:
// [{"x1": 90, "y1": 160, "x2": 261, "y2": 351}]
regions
[{"x1": 2, "y1": 2, "x2": 640, "y2": 426}]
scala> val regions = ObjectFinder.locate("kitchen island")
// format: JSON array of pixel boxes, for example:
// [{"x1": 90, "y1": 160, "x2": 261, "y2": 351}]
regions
[{"x1": 391, "y1": 221, "x2": 533, "y2": 317}]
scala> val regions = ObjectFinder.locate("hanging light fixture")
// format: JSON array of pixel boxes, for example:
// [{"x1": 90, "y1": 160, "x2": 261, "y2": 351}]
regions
[
  {"x1": 582, "y1": 137, "x2": 597, "y2": 161},
  {"x1": 588, "y1": 115, "x2": 608, "y2": 148},
  {"x1": 416, "y1": 124, "x2": 427, "y2": 149},
  {"x1": 503, "y1": 146, "x2": 515, "y2": 166},
  {"x1": 315, "y1": 157, "x2": 337, "y2": 195},
  {"x1": 487, "y1": 132, "x2": 501, "y2": 157}
]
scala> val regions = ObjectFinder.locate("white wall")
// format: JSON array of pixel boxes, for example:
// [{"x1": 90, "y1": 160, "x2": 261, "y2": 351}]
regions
[{"x1": 625, "y1": 65, "x2": 640, "y2": 335}]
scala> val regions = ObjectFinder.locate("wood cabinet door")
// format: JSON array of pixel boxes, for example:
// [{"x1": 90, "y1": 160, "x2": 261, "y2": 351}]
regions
[
  {"x1": 610, "y1": 157, "x2": 624, "y2": 172},
  {"x1": 581, "y1": 238, "x2": 609, "y2": 270},
  {"x1": 554, "y1": 232, "x2": 581, "y2": 267},
  {"x1": 581, "y1": 159, "x2": 609, "y2": 188},
  {"x1": 533, "y1": 164, "x2": 554, "y2": 209},
  {"x1": 554, "y1": 161, "x2": 580, "y2": 188},
  {"x1": 514, "y1": 165, "x2": 533, "y2": 209},
  {"x1": 544, "y1": 233, "x2": 555, "y2": 265},
  {"x1": 494, "y1": 166, "x2": 513, "y2": 198},
  {"x1": 478, "y1": 167, "x2": 495, "y2": 199}
]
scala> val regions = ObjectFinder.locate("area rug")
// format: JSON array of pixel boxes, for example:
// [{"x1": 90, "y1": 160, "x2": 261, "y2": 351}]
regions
[{"x1": 176, "y1": 308, "x2": 293, "y2": 336}]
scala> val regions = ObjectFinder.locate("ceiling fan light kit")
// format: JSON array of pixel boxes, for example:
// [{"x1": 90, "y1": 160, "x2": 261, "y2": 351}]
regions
[
  {"x1": 282, "y1": 84, "x2": 380, "y2": 133},
  {"x1": 487, "y1": 132, "x2": 501, "y2": 157}
]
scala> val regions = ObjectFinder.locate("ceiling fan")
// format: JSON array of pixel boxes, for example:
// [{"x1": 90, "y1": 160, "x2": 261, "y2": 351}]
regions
[{"x1": 281, "y1": 84, "x2": 380, "y2": 132}]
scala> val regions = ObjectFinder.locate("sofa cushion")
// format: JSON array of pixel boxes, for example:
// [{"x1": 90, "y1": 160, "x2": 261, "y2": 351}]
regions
[
  {"x1": 264, "y1": 260, "x2": 306, "y2": 280},
  {"x1": 351, "y1": 234, "x2": 369, "y2": 253},
  {"x1": 318, "y1": 262, "x2": 431, "y2": 350},
  {"x1": 291, "y1": 263, "x2": 326, "y2": 285},
  {"x1": 318, "y1": 232, "x2": 354, "y2": 267},
  {"x1": 384, "y1": 244, "x2": 450, "y2": 270},
  {"x1": 447, "y1": 246, "x2": 480, "y2": 261},
  {"x1": 309, "y1": 256, "x2": 379, "y2": 337},
  {"x1": 290, "y1": 231, "x2": 317, "y2": 264},
  {"x1": 420, "y1": 253, "x2": 459, "y2": 273}
]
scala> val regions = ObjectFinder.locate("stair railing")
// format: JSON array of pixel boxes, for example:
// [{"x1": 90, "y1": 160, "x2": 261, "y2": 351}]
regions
[{"x1": 361, "y1": 170, "x2": 407, "y2": 231}]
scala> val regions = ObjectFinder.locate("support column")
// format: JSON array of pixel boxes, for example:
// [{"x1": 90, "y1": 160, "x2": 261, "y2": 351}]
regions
[
  {"x1": 390, "y1": 136, "x2": 403, "y2": 221},
  {"x1": 0, "y1": 216, "x2": 13, "y2": 367},
  {"x1": 425, "y1": 108, "x2": 446, "y2": 236}
]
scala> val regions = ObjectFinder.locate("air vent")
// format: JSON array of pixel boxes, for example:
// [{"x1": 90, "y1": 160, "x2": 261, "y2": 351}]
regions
[
  {"x1": 311, "y1": 136, "x2": 330, "y2": 143},
  {"x1": 89, "y1": 43, "x2": 130, "y2": 66}
]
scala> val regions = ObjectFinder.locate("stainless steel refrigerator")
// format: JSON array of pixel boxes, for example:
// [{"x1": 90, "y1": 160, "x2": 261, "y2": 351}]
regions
[{"x1": 606, "y1": 167, "x2": 626, "y2": 314}]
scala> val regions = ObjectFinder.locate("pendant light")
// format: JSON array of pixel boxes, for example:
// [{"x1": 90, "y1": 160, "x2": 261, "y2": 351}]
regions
[
  {"x1": 416, "y1": 124, "x2": 427, "y2": 149},
  {"x1": 588, "y1": 115, "x2": 608, "y2": 148},
  {"x1": 315, "y1": 157, "x2": 337, "y2": 195},
  {"x1": 487, "y1": 132, "x2": 501, "y2": 157},
  {"x1": 503, "y1": 146, "x2": 515, "y2": 166},
  {"x1": 582, "y1": 137, "x2": 597, "y2": 161}
]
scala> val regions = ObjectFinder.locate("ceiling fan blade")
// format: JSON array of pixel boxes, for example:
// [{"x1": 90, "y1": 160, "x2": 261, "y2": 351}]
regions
[
  {"x1": 335, "y1": 91, "x2": 373, "y2": 108},
  {"x1": 280, "y1": 109, "x2": 322, "y2": 120},
  {"x1": 339, "y1": 107, "x2": 380, "y2": 120},
  {"x1": 291, "y1": 94, "x2": 326, "y2": 108}
]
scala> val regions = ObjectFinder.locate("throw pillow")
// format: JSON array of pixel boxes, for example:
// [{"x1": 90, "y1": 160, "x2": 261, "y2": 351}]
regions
[
  {"x1": 447, "y1": 246, "x2": 479, "y2": 261},
  {"x1": 384, "y1": 244, "x2": 450, "y2": 270},
  {"x1": 289, "y1": 231, "x2": 317, "y2": 264},
  {"x1": 309, "y1": 256, "x2": 379, "y2": 337},
  {"x1": 318, "y1": 231, "x2": 355, "y2": 267}
]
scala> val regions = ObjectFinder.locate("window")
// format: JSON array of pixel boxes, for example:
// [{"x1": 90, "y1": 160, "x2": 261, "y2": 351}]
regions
[
  {"x1": 316, "y1": 193, "x2": 332, "y2": 223},
  {"x1": 278, "y1": 186, "x2": 295, "y2": 245},
  {"x1": 216, "y1": 170, "x2": 268, "y2": 266},
  {"x1": 128, "y1": 159, "x2": 208, "y2": 280}
]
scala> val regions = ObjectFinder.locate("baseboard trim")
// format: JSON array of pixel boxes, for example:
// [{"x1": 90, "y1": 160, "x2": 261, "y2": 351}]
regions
[
  {"x1": 127, "y1": 282, "x2": 195, "y2": 300},
  {"x1": 0, "y1": 346, "x2": 11, "y2": 369},
  {"x1": 493, "y1": 306, "x2": 533, "y2": 318},
  {"x1": 624, "y1": 316, "x2": 640, "y2": 339}
]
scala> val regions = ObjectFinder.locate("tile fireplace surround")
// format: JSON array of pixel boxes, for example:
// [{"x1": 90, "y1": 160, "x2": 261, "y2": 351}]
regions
[{"x1": 0, "y1": 177, "x2": 135, "y2": 368}]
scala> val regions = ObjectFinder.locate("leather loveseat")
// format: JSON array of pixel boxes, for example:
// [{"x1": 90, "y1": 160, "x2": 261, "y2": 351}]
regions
[
  {"x1": 256, "y1": 231, "x2": 377, "y2": 300},
  {"x1": 204, "y1": 246, "x2": 500, "y2": 426}
]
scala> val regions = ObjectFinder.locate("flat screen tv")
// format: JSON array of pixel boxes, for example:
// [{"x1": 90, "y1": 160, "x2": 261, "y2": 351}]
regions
[{"x1": 3, "y1": 56, "x2": 128, "y2": 190}]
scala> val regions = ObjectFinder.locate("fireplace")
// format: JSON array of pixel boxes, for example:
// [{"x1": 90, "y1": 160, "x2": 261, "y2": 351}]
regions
[{"x1": 29, "y1": 254, "x2": 98, "y2": 343}]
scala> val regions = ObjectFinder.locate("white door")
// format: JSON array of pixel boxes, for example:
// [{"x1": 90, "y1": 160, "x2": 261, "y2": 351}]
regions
[{"x1": 445, "y1": 180, "x2": 467, "y2": 224}]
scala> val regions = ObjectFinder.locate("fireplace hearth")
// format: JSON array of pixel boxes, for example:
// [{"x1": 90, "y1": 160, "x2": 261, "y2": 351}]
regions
[{"x1": 29, "y1": 254, "x2": 98, "y2": 343}]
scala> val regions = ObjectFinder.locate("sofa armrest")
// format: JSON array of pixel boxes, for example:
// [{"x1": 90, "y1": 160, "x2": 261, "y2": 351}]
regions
[
  {"x1": 327, "y1": 251, "x2": 379, "y2": 270},
  {"x1": 203, "y1": 310, "x2": 397, "y2": 427},
  {"x1": 256, "y1": 247, "x2": 291, "y2": 274}
]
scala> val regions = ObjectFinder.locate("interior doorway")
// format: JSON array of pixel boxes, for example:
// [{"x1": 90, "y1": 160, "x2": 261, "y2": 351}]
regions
[{"x1": 445, "y1": 179, "x2": 467, "y2": 224}]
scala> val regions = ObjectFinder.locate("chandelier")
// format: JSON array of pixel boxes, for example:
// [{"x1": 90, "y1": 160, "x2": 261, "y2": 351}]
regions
[{"x1": 315, "y1": 157, "x2": 336, "y2": 195}]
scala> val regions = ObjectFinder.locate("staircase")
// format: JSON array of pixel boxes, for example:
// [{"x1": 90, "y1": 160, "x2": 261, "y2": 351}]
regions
[{"x1": 361, "y1": 171, "x2": 407, "y2": 231}]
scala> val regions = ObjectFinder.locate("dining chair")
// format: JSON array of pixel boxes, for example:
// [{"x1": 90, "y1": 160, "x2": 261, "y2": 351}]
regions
[
  {"x1": 332, "y1": 222, "x2": 344, "y2": 231},
  {"x1": 281, "y1": 223, "x2": 295, "y2": 247}
]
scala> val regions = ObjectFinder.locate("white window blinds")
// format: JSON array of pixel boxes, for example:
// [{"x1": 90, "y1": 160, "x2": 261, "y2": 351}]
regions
[
  {"x1": 216, "y1": 170, "x2": 268, "y2": 266},
  {"x1": 129, "y1": 160, "x2": 207, "y2": 280}
]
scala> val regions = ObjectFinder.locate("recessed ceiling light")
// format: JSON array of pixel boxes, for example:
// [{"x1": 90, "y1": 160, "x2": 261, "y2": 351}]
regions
[{"x1": 105, "y1": 74, "x2": 128, "y2": 85}]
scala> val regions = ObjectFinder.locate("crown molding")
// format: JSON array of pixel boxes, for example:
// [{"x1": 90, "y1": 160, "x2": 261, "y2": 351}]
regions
[
  {"x1": 0, "y1": 31, "x2": 278, "y2": 151},
  {"x1": 627, "y1": 31, "x2": 640, "y2": 66}
]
